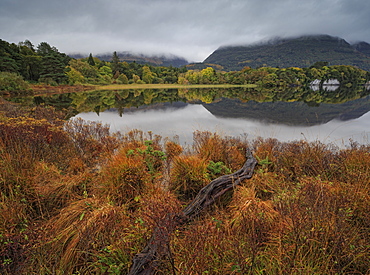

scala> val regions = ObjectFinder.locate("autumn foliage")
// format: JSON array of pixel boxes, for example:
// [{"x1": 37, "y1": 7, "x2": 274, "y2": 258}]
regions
[{"x1": 0, "y1": 101, "x2": 369, "y2": 274}]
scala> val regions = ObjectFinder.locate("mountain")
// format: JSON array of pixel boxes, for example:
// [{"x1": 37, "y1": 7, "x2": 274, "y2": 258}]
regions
[
  {"x1": 353, "y1": 41, "x2": 370, "y2": 56},
  {"x1": 201, "y1": 35, "x2": 370, "y2": 71},
  {"x1": 70, "y1": 52, "x2": 188, "y2": 67}
]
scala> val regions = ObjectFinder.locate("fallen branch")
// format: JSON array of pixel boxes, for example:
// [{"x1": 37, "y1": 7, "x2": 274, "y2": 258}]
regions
[{"x1": 128, "y1": 150, "x2": 257, "y2": 275}]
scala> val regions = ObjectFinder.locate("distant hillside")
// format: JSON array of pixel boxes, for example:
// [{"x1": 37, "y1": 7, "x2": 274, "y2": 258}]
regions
[
  {"x1": 70, "y1": 52, "x2": 188, "y2": 67},
  {"x1": 202, "y1": 35, "x2": 370, "y2": 71},
  {"x1": 353, "y1": 41, "x2": 370, "y2": 56}
]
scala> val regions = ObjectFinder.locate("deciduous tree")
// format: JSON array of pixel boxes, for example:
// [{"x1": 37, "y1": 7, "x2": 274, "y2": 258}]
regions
[{"x1": 142, "y1": 66, "x2": 156, "y2": 84}]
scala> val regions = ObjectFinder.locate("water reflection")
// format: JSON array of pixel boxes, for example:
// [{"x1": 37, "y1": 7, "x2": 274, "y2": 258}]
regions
[
  {"x1": 203, "y1": 96, "x2": 370, "y2": 125},
  {"x1": 76, "y1": 99, "x2": 370, "y2": 147},
  {"x1": 69, "y1": 86, "x2": 370, "y2": 146},
  {"x1": 8, "y1": 85, "x2": 370, "y2": 147}
]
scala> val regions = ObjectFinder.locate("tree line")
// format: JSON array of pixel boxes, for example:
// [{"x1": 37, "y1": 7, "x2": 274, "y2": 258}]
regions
[
  {"x1": 181, "y1": 63, "x2": 370, "y2": 88},
  {"x1": 0, "y1": 39, "x2": 186, "y2": 87},
  {"x1": 30, "y1": 84, "x2": 369, "y2": 121},
  {"x1": 1, "y1": 39, "x2": 370, "y2": 92}
]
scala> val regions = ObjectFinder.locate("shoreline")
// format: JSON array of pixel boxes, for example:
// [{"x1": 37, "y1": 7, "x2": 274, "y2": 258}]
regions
[{"x1": 29, "y1": 83, "x2": 257, "y2": 96}]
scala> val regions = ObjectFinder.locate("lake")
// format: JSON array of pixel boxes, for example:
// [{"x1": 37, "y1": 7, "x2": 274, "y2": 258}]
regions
[
  {"x1": 13, "y1": 85, "x2": 370, "y2": 147},
  {"x1": 67, "y1": 86, "x2": 370, "y2": 147},
  {"x1": 74, "y1": 99, "x2": 370, "y2": 147}
]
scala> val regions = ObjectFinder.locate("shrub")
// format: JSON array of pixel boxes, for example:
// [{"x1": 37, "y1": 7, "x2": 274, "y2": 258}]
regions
[
  {"x1": 0, "y1": 72, "x2": 29, "y2": 93},
  {"x1": 64, "y1": 118, "x2": 119, "y2": 167},
  {"x1": 0, "y1": 117, "x2": 76, "y2": 171}
]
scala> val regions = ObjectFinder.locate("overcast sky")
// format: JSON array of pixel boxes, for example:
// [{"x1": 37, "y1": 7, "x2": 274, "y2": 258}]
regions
[{"x1": 1, "y1": 0, "x2": 370, "y2": 62}]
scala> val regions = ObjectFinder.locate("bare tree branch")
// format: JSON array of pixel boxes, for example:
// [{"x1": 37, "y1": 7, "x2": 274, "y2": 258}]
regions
[{"x1": 128, "y1": 150, "x2": 257, "y2": 275}]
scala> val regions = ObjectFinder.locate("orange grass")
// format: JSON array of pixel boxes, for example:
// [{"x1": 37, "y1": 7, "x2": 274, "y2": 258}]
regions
[
  {"x1": 170, "y1": 155, "x2": 209, "y2": 201},
  {"x1": 0, "y1": 102, "x2": 369, "y2": 274}
]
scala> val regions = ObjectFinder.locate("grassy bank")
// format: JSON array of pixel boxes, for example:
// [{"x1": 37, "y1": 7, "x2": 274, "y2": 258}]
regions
[
  {"x1": 0, "y1": 99, "x2": 369, "y2": 274},
  {"x1": 28, "y1": 83, "x2": 257, "y2": 96},
  {"x1": 94, "y1": 83, "x2": 257, "y2": 90}
]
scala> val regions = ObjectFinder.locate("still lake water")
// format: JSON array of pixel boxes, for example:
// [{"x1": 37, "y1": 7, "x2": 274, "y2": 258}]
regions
[{"x1": 72, "y1": 87, "x2": 370, "y2": 147}]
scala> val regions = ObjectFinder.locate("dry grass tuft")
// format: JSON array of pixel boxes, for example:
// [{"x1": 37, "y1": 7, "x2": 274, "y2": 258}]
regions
[
  {"x1": 0, "y1": 196, "x2": 30, "y2": 274},
  {"x1": 33, "y1": 161, "x2": 92, "y2": 218},
  {"x1": 170, "y1": 155, "x2": 209, "y2": 201},
  {"x1": 138, "y1": 187, "x2": 182, "y2": 230},
  {"x1": 193, "y1": 130, "x2": 247, "y2": 171},
  {"x1": 164, "y1": 140, "x2": 183, "y2": 161},
  {"x1": 31, "y1": 198, "x2": 135, "y2": 274},
  {"x1": 97, "y1": 147, "x2": 152, "y2": 206}
]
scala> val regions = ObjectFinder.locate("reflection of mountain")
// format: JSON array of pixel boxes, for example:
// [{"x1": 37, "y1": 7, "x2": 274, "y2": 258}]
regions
[
  {"x1": 108, "y1": 101, "x2": 188, "y2": 115},
  {"x1": 202, "y1": 95, "x2": 370, "y2": 126}
]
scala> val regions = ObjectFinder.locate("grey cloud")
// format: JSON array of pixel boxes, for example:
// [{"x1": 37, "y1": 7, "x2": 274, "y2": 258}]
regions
[{"x1": 1, "y1": 0, "x2": 369, "y2": 62}]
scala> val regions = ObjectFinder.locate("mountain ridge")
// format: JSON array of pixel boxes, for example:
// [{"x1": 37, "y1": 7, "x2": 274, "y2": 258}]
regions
[{"x1": 199, "y1": 34, "x2": 370, "y2": 71}]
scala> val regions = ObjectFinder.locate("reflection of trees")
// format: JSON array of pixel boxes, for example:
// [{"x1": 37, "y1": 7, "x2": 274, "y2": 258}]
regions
[
  {"x1": 69, "y1": 90, "x2": 117, "y2": 113},
  {"x1": 178, "y1": 88, "x2": 219, "y2": 103},
  {"x1": 179, "y1": 85, "x2": 370, "y2": 106},
  {"x1": 65, "y1": 89, "x2": 186, "y2": 115},
  {"x1": 303, "y1": 85, "x2": 369, "y2": 105},
  {"x1": 16, "y1": 85, "x2": 370, "y2": 117}
]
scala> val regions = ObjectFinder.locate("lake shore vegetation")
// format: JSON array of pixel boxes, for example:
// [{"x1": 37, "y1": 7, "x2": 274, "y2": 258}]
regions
[
  {"x1": 0, "y1": 99, "x2": 369, "y2": 274},
  {"x1": 1, "y1": 38, "x2": 370, "y2": 274},
  {"x1": 1, "y1": 39, "x2": 370, "y2": 96}
]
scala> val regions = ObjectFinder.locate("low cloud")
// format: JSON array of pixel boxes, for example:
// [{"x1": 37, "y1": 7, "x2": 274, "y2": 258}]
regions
[{"x1": 1, "y1": 0, "x2": 370, "y2": 62}]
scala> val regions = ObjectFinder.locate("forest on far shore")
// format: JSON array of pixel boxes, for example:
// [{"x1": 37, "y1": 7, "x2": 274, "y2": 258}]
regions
[{"x1": 1, "y1": 39, "x2": 370, "y2": 94}]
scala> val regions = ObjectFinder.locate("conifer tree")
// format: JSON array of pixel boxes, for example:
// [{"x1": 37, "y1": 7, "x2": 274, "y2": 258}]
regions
[
  {"x1": 37, "y1": 42, "x2": 70, "y2": 84},
  {"x1": 87, "y1": 53, "x2": 95, "y2": 66},
  {"x1": 111, "y1": 51, "x2": 121, "y2": 75}
]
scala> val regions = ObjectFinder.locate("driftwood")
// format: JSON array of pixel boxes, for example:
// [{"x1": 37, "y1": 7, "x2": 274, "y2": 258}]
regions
[{"x1": 128, "y1": 150, "x2": 257, "y2": 275}]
